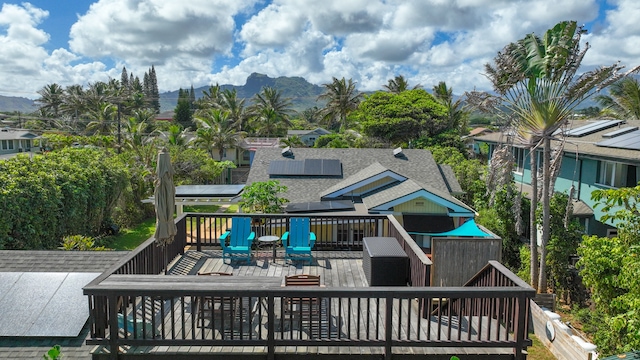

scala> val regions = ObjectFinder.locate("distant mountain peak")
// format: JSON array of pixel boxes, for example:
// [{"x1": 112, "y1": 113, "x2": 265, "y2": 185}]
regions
[{"x1": 160, "y1": 73, "x2": 325, "y2": 112}]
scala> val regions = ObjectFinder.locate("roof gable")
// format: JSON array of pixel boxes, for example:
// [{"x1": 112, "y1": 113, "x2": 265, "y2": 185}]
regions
[{"x1": 320, "y1": 162, "x2": 406, "y2": 199}]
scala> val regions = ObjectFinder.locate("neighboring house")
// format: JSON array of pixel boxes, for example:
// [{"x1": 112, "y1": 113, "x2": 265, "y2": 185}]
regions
[
  {"x1": 287, "y1": 127, "x2": 331, "y2": 147},
  {"x1": 155, "y1": 110, "x2": 174, "y2": 122},
  {"x1": 473, "y1": 119, "x2": 640, "y2": 237},
  {"x1": 462, "y1": 127, "x2": 492, "y2": 153},
  {"x1": 0, "y1": 128, "x2": 40, "y2": 160},
  {"x1": 246, "y1": 147, "x2": 494, "y2": 251}
]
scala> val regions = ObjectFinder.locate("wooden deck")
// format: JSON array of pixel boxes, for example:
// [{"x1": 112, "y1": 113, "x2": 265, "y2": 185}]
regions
[{"x1": 90, "y1": 249, "x2": 518, "y2": 359}]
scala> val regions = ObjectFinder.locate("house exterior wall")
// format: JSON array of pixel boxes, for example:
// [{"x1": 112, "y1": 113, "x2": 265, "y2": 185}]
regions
[
  {"x1": 478, "y1": 140, "x2": 634, "y2": 237},
  {"x1": 394, "y1": 198, "x2": 449, "y2": 214}
]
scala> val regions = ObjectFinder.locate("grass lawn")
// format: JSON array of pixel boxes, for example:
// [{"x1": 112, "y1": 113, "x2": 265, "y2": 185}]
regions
[
  {"x1": 108, "y1": 204, "x2": 237, "y2": 251},
  {"x1": 527, "y1": 333, "x2": 556, "y2": 360},
  {"x1": 108, "y1": 217, "x2": 156, "y2": 250}
]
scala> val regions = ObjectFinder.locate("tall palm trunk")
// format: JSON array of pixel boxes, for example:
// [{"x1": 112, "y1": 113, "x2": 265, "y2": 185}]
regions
[
  {"x1": 529, "y1": 149, "x2": 539, "y2": 291},
  {"x1": 538, "y1": 137, "x2": 551, "y2": 291}
]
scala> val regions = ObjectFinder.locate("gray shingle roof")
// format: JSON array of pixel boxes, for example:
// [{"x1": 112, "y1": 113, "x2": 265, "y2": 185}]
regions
[
  {"x1": 246, "y1": 148, "x2": 455, "y2": 204},
  {"x1": 0, "y1": 130, "x2": 39, "y2": 140},
  {"x1": 474, "y1": 119, "x2": 640, "y2": 163},
  {"x1": 0, "y1": 250, "x2": 128, "y2": 272},
  {"x1": 319, "y1": 162, "x2": 399, "y2": 198},
  {"x1": 0, "y1": 250, "x2": 128, "y2": 360},
  {"x1": 438, "y1": 164, "x2": 463, "y2": 194}
]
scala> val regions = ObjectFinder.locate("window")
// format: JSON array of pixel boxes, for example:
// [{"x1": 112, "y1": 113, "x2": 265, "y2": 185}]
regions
[
  {"x1": 597, "y1": 161, "x2": 637, "y2": 188},
  {"x1": 513, "y1": 147, "x2": 526, "y2": 173},
  {"x1": 8, "y1": 140, "x2": 13, "y2": 150},
  {"x1": 0, "y1": 140, "x2": 6, "y2": 150},
  {"x1": 242, "y1": 150, "x2": 250, "y2": 161}
]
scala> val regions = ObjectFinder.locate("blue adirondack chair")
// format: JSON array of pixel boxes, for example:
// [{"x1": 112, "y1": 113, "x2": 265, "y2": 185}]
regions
[
  {"x1": 219, "y1": 217, "x2": 255, "y2": 263},
  {"x1": 282, "y1": 218, "x2": 316, "y2": 263}
]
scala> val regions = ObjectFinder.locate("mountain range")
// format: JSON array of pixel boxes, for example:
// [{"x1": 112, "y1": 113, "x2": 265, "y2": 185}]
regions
[
  {"x1": 0, "y1": 73, "x2": 325, "y2": 114},
  {"x1": 159, "y1": 73, "x2": 325, "y2": 112}
]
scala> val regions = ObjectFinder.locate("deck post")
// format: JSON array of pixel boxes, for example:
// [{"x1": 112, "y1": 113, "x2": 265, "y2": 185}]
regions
[
  {"x1": 108, "y1": 294, "x2": 119, "y2": 360},
  {"x1": 514, "y1": 293, "x2": 528, "y2": 360},
  {"x1": 267, "y1": 294, "x2": 275, "y2": 360},
  {"x1": 385, "y1": 294, "x2": 393, "y2": 359}
]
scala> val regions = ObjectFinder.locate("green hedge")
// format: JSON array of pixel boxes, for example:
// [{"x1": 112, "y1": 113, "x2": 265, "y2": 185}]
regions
[{"x1": 0, "y1": 148, "x2": 129, "y2": 249}]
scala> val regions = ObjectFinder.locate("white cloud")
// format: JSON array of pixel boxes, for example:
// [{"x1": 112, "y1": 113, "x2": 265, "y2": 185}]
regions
[{"x1": 0, "y1": 0, "x2": 635, "y2": 102}]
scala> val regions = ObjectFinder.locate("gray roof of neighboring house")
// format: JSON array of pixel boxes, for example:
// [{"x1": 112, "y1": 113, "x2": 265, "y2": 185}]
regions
[
  {"x1": 246, "y1": 148, "x2": 461, "y2": 205},
  {"x1": 0, "y1": 250, "x2": 128, "y2": 272},
  {"x1": 287, "y1": 128, "x2": 331, "y2": 136},
  {"x1": 474, "y1": 119, "x2": 640, "y2": 163},
  {"x1": 0, "y1": 129, "x2": 39, "y2": 140},
  {"x1": 0, "y1": 250, "x2": 128, "y2": 360},
  {"x1": 516, "y1": 183, "x2": 593, "y2": 217}
]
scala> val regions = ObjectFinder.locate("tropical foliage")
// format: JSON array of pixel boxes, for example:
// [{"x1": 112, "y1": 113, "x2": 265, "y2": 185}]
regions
[
  {"x1": 596, "y1": 76, "x2": 640, "y2": 119},
  {"x1": 353, "y1": 89, "x2": 447, "y2": 146},
  {"x1": 240, "y1": 180, "x2": 289, "y2": 213},
  {"x1": 477, "y1": 20, "x2": 636, "y2": 291},
  {"x1": 577, "y1": 185, "x2": 640, "y2": 355},
  {"x1": 318, "y1": 77, "x2": 362, "y2": 131}
]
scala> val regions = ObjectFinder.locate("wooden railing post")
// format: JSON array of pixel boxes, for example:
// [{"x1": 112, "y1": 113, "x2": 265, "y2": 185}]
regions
[
  {"x1": 267, "y1": 294, "x2": 275, "y2": 360},
  {"x1": 108, "y1": 294, "x2": 119, "y2": 360},
  {"x1": 514, "y1": 293, "x2": 529, "y2": 360},
  {"x1": 385, "y1": 294, "x2": 393, "y2": 359}
]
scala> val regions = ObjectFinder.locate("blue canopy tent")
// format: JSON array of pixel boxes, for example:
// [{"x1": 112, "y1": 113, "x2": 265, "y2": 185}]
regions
[{"x1": 408, "y1": 218, "x2": 493, "y2": 238}]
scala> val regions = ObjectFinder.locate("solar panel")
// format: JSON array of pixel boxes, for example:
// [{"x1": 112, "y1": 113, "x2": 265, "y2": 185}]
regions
[
  {"x1": 596, "y1": 129, "x2": 640, "y2": 150},
  {"x1": 285, "y1": 200, "x2": 354, "y2": 213},
  {"x1": 565, "y1": 120, "x2": 623, "y2": 137},
  {"x1": 268, "y1": 159, "x2": 342, "y2": 176},
  {"x1": 602, "y1": 127, "x2": 638, "y2": 138}
]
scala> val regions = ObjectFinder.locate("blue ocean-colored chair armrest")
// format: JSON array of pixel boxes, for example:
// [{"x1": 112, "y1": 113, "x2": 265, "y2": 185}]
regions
[
  {"x1": 248, "y1": 232, "x2": 256, "y2": 242},
  {"x1": 219, "y1": 231, "x2": 231, "y2": 249},
  {"x1": 309, "y1": 232, "x2": 316, "y2": 248},
  {"x1": 281, "y1": 231, "x2": 290, "y2": 247}
]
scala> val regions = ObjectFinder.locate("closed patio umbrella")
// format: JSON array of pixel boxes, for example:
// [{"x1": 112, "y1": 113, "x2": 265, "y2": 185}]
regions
[{"x1": 154, "y1": 148, "x2": 177, "y2": 273}]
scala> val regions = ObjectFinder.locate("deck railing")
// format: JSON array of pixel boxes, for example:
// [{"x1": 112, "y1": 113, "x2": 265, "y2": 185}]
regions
[{"x1": 83, "y1": 213, "x2": 533, "y2": 360}]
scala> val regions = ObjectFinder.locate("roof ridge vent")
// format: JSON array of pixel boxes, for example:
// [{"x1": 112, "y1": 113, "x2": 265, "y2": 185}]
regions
[
  {"x1": 393, "y1": 147, "x2": 404, "y2": 158},
  {"x1": 281, "y1": 146, "x2": 294, "y2": 158}
]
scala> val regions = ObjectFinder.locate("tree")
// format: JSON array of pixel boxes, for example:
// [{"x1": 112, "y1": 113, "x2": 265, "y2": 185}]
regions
[
  {"x1": 250, "y1": 86, "x2": 293, "y2": 137},
  {"x1": 432, "y1": 82, "x2": 469, "y2": 135},
  {"x1": 35, "y1": 83, "x2": 65, "y2": 118},
  {"x1": 220, "y1": 88, "x2": 249, "y2": 131},
  {"x1": 383, "y1": 75, "x2": 420, "y2": 93},
  {"x1": 173, "y1": 88, "x2": 193, "y2": 129},
  {"x1": 480, "y1": 20, "x2": 637, "y2": 291},
  {"x1": 241, "y1": 180, "x2": 289, "y2": 213},
  {"x1": 353, "y1": 89, "x2": 448, "y2": 146},
  {"x1": 596, "y1": 76, "x2": 640, "y2": 119},
  {"x1": 193, "y1": 109, "x2": 243, "y2": 159},
  {"x1": 577, "y1": 185, "x2": 640, "y2": 354},
  {"x1": 318, "y1": 77, "x2": 362, "y2": 131}
]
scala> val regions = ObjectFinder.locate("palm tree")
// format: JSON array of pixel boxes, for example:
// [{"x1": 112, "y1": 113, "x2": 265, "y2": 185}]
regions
[
  {"x1": 220, "y1": 89, "x2": 249, "y2": 131},
  {"x1": 432, "y1": 82, "x2": 468, "y2": 135},
  {"x1": 383, "y1": 75, "x2": 421, "y2": 93},
  {"x1": 483, "y1": 20, "x2": 637, "y2": 291},
  {"x1": 596, "y1": 76, "x2": 640, "y2": 119},
  {"x1": 250, "y1": 87, "x2": 293, "y2": 137},
  {"x1": 318, "y1": 77, "x2": 362, "y2": 131},
  {"x1": 163, "y1": 124, "x2": 189, "y2": 147},
  {"x1": 35, "y1": 83, "x2": 65, "y2": 118},
  {"x1": 196, "y1": 84, "x2": 222, "y2": 109},
  {"x1": 193, "y1": 109, "x2": 244, "y2": 159},
  {"x1": 85, "y1": 103, "x2": 117, "y2": 135}
]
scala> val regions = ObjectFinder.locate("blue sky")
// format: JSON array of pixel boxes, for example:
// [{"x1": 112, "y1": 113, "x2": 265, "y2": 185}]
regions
[{"x1": 0, "y1": 0, "x2": 638, "y2": 99}]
